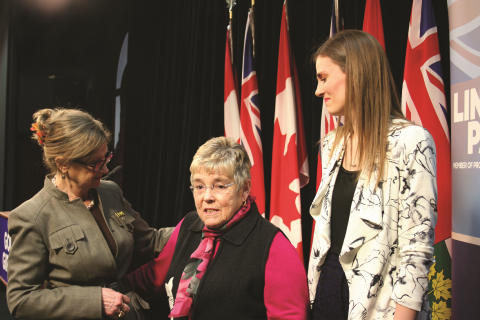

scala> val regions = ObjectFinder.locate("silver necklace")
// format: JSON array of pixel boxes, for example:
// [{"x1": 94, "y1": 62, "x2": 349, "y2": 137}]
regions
[{"x1": 52, "y1": 175, "x2": 95, "y2": 210}]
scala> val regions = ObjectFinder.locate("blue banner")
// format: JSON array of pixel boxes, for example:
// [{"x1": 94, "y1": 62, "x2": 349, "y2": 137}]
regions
[{"x1": 1, "y1": 214, "x2": 9, "y2": 284}]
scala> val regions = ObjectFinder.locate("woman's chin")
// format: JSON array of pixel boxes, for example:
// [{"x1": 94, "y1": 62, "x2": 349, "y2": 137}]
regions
[{"x1": 91, "y1": 178, "x2": 102, "y2": 188}]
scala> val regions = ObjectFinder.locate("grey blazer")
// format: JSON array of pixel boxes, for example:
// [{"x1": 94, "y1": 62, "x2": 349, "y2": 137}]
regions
[{"x1": 7, "y1": 175, "x2": 173, "y2": 320}]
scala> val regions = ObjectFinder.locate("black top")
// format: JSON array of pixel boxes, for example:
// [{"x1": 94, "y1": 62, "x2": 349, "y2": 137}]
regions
[
  {"x1": 330, "y1": 166, "x2": 359, "y2": 255},
  {"x1": 165, "y1": 202, "x2": 280, "y2": 320}
]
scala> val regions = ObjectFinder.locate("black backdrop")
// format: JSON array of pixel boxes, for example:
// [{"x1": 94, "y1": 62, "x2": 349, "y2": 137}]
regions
[{"x1": 123, "y1": 0, "x2": 450, "y2": 265}]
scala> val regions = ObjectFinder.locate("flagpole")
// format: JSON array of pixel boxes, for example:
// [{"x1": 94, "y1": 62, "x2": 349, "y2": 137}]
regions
[
  {"x1": 250, "y1": 0, "x2": 255, "y2": 59},
  {"x1": 285, "y1": 0, "x2": 289, "y2": 31},
  {"x1": 229, "y1": 10, "x2": 233, "y2": 64},
  {"x1": 226, "y1": 0, "x2": 236, "y2": 65},
  {"x1": 334, "y1": 0, "x2": 340, "y2": 32}
]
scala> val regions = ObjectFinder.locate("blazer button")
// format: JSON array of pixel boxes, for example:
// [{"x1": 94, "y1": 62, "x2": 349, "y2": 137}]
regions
[
  {"x1": 66, "y1": 243, "x2": 75, "y2": 251},
  {"x1": 126, "y1": 224, "x2": 133, "y2": 231}
]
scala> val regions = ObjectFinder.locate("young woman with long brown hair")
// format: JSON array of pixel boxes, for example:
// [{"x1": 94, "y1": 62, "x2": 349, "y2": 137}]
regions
[{"x1": 308, "y1": 30, "x2": 437, "y2": 320}]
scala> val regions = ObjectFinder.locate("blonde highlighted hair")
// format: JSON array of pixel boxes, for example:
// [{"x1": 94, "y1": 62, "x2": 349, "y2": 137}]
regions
[
  {"x1": 313, "y1": 30, "x2": 408, "y2": 187},
  {"x1": 190, "y1": 137, "x2": 251, "y2": 192},
  {"x1": 32, "y1": 108, "x2": 111, "y2": 174}
]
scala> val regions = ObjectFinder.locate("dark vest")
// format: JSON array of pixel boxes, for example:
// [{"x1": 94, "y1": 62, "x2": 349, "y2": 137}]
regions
[{"x1": 165, "y1": 202, "x2": 280, "y2": 320}]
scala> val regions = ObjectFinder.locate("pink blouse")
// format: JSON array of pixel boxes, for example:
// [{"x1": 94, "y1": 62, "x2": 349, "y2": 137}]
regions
[{"x1": 127, "y1": 218, "x2": 310, "y2": 320}]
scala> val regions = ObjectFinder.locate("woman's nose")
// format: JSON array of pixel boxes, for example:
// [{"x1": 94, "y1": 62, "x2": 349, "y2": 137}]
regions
[
  {"x1": 203, "y1": 187, "x2": 215, "y2": 201},
  {"x1": 315, "y1": 82, "x2": 324, "y2": 97},
  {"x1": 100, "y1": 163, "x2": 109, "y2": 175}
]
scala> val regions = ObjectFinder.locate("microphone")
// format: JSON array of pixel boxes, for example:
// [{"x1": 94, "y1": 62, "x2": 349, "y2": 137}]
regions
[{"x1": 102, "y1": 166, "x2": 123, "y2": 181}]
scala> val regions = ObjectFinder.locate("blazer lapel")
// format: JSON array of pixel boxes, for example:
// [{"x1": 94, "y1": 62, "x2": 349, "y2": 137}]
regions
[
  {"x1": 310, "y1": 138, "x2": 345, "y2": 260},
  {"x1": 340, "y1": 170, "x2": 384, "y2": 264}
]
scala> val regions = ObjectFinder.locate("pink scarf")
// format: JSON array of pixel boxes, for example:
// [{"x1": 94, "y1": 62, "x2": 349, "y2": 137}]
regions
[{"x1": 168, "y1": 195, "x2": 256, "y2": 318}]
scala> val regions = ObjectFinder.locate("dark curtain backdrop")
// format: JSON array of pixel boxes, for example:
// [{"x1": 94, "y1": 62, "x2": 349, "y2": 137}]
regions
[{"x1": 124, "y1": 0, "x2": 450, "y2": 264}]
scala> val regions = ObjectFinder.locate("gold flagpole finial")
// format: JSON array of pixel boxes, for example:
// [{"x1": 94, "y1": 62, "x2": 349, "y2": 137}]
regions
[
  {"x1": 252, "y1": 0, "x2": 255, "y2": 6},
  {"x1": 226, "y1": 0, "x2": 237, "y2": 11}
]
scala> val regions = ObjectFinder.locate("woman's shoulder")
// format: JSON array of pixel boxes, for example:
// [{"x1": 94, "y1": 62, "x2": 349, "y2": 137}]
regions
[
  {"x1": 389, "y1": 120, "x2": 434, "y2": 145},
  {"x1": 10, "y1": 186, "x2": 52, "y2": 223},
  {"x1": 322, "y1": 130, "x2": 336, "y2": 144},
  {"x1": 98, "y1": 180, "x2": 122, "y2": 193}
]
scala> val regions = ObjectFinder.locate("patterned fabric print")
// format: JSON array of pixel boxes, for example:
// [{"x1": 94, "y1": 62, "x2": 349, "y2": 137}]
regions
[
  {"x1": 169, "y1": 195, "x2": 255, "y2": 318},
  {"x1": 308, "y1": 120, "x2": 437, "y2": 320}
]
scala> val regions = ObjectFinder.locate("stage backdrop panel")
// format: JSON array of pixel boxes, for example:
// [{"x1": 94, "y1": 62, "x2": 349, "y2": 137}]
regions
[{"x1": 449, "y1": 0, "x2": 480, "y2": 319}]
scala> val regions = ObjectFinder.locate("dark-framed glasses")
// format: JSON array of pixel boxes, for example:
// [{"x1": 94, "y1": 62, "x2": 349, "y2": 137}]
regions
[
  {"x1": 189, "y1": 182, "x2": 235, "y2": 195},
  {"x1": 74, "y1": 151, "x2": 113, "y2": 173}
]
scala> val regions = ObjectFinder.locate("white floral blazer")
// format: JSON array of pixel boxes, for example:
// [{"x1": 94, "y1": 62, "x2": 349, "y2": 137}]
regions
[{"x1": 308, "y1": 121, "x2": 437, "y2": 320}]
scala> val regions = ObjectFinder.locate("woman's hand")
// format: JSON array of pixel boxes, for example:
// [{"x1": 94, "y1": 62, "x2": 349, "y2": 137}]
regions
[{"x1": 102, "y1": 288, "x2": 131, "y2": 318}]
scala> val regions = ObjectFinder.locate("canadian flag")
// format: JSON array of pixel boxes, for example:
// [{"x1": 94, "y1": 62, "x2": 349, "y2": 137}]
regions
[
  {"x1": 362, "y1": 0, "x2": 385, "y2": 51},
  {"x1": 224, "y1": 26, "x2": 240, "y2": 142},
  {"x1": 270, "y1": 3, "x2": 309, "y2": 261}
]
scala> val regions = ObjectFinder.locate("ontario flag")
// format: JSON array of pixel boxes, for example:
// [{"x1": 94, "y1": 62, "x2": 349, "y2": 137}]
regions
[
  {"x1": 240, "y1": 10, "x2": 266, "y2": 217},
  {"x1": 362, "y1": 0, "x2": 385, "y2": 51},
  {"x1": 317, "y1": 0, "x2": 344, "y2": 191},
  {"x1": 402, "y1": 1, "x2": 452, "y2": 316},
  {"x1": 224, "y1": 26, "x2": 240, "y2": 142},
  {"x1": 270, "y1": 2, "x2": 309, "y2": 261},
  {"x1": 402, "y1": 0, "x2": 451, "y2": 244},
  {"x1": 312, "y1": 0, "x2": 343, "y2": 251}
]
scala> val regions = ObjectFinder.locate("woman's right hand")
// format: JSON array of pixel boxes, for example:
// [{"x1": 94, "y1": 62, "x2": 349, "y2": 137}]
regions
[{"x1": 102, "y1": 288, "x2": 131, "y2": 319}]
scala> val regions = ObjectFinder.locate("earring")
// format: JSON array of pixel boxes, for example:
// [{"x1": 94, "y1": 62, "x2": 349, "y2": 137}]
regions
[
  {"x1": 62, "y1": 172, "x2": 65, "y2": 179},
  {"x1": 242, "y1": 200, "x2": 247, "y2": 206}
]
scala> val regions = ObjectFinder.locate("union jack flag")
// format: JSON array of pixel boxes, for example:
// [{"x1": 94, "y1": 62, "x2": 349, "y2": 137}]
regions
[
  {"x1": 402, "y1": 0, "x2": 451, "y2": 244},
  {"x1": 240, "y1": 10, "x2": 266, "y2": 217}
]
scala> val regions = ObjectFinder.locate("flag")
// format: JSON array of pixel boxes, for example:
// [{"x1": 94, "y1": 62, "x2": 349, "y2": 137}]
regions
[
  {"x1": 240, "y1": 10, "x2": 266, "y2": 217},
  {"x1": 428, "y1": 240, "x2": 452, "y2": 320},
  {"x1": 402, "y1": 0, "x2": 451, "y2": 245},
  {"x1": 224, "y1": 26, "x2": 240, "y2": 142},
  {"x1": 402, "y1": 1, "x2": 452, "y2": 318},
  {"x1": 362, "y1": 0, "x2": 385, "y2": 51},
  {"x1": 312, "y1": 0, "x2": 343, "y2": 251},
  {"x1": 270, "y1": 3, "x2": 309, "y2": 261},
  {"x1": 318, "y1": 0, "x2": 343, "y2": 190}
]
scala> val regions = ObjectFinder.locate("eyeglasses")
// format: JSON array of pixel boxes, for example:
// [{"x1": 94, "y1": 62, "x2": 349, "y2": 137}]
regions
[
  {"x1": 189, "y1": 182, "x2": 235, "y2": 195},
  {"x1": 74, "y1": 151, "x2": 113, "y2": 173}
]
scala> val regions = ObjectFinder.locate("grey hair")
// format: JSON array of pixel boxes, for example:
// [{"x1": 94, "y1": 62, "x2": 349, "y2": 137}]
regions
[
  {"x1": 32, "y1": 108, "x2": 111, "y2": 174},
  {"x1": 190, "y1": 137, "x2": 251, "y2": 191}
]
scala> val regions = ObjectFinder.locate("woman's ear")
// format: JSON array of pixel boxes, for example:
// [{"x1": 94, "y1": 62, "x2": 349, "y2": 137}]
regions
[
  {"x1": 242, "y1": 179, "x2": 252, "y2": 201},
  {"x1": 54, "y1": 157, "x2": 68, "y2": 174}
]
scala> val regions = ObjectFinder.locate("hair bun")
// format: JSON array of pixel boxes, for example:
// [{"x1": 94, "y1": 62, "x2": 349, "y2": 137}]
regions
[{"x1": 31, "y1": 109, "x2": 53, "y2": 146}]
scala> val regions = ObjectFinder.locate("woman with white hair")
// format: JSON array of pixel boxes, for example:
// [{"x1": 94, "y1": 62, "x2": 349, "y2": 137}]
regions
[{"x1": 127, "y1": 136, "x2": 310, "y2": 320}]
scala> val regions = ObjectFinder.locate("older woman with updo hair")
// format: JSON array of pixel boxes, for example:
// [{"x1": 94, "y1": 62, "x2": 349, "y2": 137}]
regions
[
  {"x1": 127, "y1": 137, "x2": 310, "y2": 320},
  {"x1": 7, "y1": 108, "x2": 173, "y2": 320}
]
